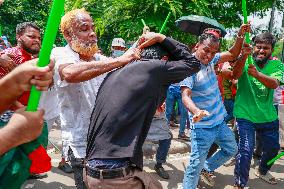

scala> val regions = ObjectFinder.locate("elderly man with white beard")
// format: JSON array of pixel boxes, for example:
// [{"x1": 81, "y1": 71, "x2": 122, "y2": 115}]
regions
[{"x1": 52, "y1": 8, "x2": 140, "y2": 189}]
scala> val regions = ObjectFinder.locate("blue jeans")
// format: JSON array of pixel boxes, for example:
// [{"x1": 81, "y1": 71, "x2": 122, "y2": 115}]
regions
[
  {"x1": 183, "y1": 121, "x2": 237, "y2": 189},
  {"x1": 234, "y1": 118, "x2": 280, "y2": 187},
  {"x1": 224, "y1": 99, "x2": 234, "y2": 123},
  {"x1": 156, "y1": 138, "x2": 172, "y2": 164},
  {"x1": 165, "y1": 89, "x2": 188, "y2": 135}
]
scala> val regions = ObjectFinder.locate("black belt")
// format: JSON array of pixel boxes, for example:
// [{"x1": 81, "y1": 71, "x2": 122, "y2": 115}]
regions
[{"x1": 86, "y1": 165, "x2": 132, "y2": 179}]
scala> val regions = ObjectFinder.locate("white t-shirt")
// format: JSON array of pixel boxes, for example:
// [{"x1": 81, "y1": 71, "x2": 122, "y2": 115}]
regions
[
  {"x1": 39, "y1": 86, "x2": 59, "y2": 120},
  {"x1": 52, "y1": 45, "x2": 109, "y2": 158}
]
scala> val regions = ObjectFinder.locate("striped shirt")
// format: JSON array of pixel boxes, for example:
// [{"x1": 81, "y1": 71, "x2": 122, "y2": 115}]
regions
[{"x1": 180, "y1": 53, "x2": 227, "y2": 129}]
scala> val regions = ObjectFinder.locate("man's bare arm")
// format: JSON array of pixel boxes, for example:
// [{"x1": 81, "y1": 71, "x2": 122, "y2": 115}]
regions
[
  {"x1": 181, "y1": 87, "x2": 209, "y2": 123},
  {"x1": 0, "y1": 109, "x2": 44, "y2": 155},
  {"x1": 218, "y1": 23, "x2": 251, "y2": 64},
  {"x1": 248, "y1": 64, "x2": 279, "y2": 89},
  {"x1": 232, "y1": 43, "x2": 252, "y2": 79},
  {"x1": 60, "y1": 48, "x2": 140, "y2": 83}
]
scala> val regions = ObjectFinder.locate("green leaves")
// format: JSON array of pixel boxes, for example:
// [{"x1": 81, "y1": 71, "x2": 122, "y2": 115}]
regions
[
  {"x1": 0, "y1": 0, "x2": 283, "y2": 53},
  {"x1": 0, "y1": 0, "x2": 52, "y2": 44}
]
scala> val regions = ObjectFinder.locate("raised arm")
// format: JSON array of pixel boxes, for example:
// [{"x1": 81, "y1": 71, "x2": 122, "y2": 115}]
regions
[
  {"x1": 218, "y1": 23, "x2": 251, "y2": 64},
  {"x1": 232, "y1": 43, "x2": 252, "y2": 79},
  {"x1": 59, "y1": 48, "x2": 140, "y2": 83}
]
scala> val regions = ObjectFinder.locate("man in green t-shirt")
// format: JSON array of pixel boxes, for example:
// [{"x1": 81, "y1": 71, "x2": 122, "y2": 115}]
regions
[{"x1": 232, "y1": 32, "x2": 284, "y2": 189}]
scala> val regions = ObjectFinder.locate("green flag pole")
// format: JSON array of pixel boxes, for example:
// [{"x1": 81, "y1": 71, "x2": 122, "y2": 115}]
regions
[
  {"x1": 241, "y1": 0, "x2": 252, "y2": 64},
  {"x1": 267, "y1": 151, "x2": 284, "y2": 165},
  {"x1": 26, "y1": 0, "x2": 65, "y2": 111},
  {"x1": 159, "y1": 12, "x2": 171, "y2": 34},
  {"x1": 141, "y1": 19, "x2": 147, "y2": 27},
  {"x1": 0, "y1": 25, "x2": 2, "y2": 36}
]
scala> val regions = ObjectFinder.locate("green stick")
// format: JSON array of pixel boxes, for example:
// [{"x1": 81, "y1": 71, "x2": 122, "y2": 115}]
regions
[
  {"x1": 241, "y1": 0, "x2": 250, "y2": 43},
  {"x1": 0, "y1": 25, "x2": 2, "y2": 36},
  {"x1": 159, "y1": 12, "x2": 171, "y2": 33},
  {"x1": 267, "y1": 151, "x2": 284, "y2": 165},
  {"x1": 141, "y1": 19, "x2": 146, "y2": 27},
  {"x1": 241, "y1": 0, "x2": 252, "y2": 64},
  {"x1": 26, "y1": 0, "x2": 65, "y2": 111}
]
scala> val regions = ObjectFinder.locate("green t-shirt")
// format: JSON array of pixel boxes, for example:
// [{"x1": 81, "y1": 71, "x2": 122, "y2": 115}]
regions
[{"x1": 234, "y1": 59, "x2": 284, "y2": 123}]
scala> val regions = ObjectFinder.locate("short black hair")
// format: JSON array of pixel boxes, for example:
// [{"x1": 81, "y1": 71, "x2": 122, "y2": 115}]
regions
[
  {"x1": 253, "y1": 32, "x2": 276, "y2": 48},
  {"x1": 198, "y1": 33, "x2": 220, "y2": 45},
  {"x1": 16, "y1": 22, "x2": 40, "y2": 36},
  {"x1": 141, "y1": 44, "x2": 169, "y2": 59}
]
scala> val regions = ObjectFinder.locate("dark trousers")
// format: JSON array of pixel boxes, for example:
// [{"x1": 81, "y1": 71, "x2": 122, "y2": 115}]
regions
[
  {"x1": 68, "y1": 148, "x2": 87, "y2": 189},
  {"x1": 234, "y1": 118, "x2": 280, "y2": 187},
  {"x1": 156, "y1": 138, "x2": 172, "y2": 164},
  {"x1": 224, "y1": 99, "x2": 235, "y2": 123},
  {"x1": 254, "y1": 105, "x2": 279, "y2": 158}
]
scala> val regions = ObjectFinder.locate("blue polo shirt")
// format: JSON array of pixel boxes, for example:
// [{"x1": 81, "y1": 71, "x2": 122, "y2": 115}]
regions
[{"x1": 180, "y1": 53, "x2": 227, "y2": 129}]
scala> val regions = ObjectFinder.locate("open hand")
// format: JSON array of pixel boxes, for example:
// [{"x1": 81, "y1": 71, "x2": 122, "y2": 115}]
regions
[
  {"x1": 137, "y1": 32, "x2": 166, "y2": 50},
  {"x1": 117, "y1": 48, "x2": 141, "y2": 64}
]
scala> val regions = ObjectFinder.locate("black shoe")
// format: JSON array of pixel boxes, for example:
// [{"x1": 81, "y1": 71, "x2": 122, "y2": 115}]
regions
[
  {"x1": 154, "y1": 165, "x2": 169, "y2": 179},
  {"x1": 178, "y1": 133, "x2": 190, "y2": 141},
  {"x1": 58, "y1": 162, "x2": 73, "y2": 173},
  {"x1": 28, "y1": 173, "x2": 48, "y2": 179},
  {"x1": 169, "y1": 121, "x2": 179, "y2": 128}
]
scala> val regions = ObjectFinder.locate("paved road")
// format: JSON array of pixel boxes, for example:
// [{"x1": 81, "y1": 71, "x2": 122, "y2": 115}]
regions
[
  {"x1": 22, "y1": 151, "x2": 284, "y2": 189},
  {"x1": 22, "y1": 126, "x2": 284, "y2": 189}
]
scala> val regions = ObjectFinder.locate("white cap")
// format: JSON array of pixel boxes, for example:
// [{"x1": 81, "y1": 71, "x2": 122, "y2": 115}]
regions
[{"x1": 111, "y1": 38, "x2": 126, "y2": 47}]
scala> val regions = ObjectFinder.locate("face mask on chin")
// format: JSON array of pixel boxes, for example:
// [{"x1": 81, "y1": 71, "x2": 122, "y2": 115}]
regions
[{"x1": 112, "y1": 50, "x2": 125, "y2": 58}]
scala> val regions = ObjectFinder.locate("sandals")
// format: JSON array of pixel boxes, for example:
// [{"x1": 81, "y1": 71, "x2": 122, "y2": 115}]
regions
[{"x1": 255, "y1": 169, "x2": 277, "y2": 185}]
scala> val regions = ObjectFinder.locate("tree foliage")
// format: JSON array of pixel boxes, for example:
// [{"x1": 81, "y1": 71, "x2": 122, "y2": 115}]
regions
[
  {"x1": 0, "y1": 0, "x2": 283, "y2": 53},
  {"x1": 81, "y1": 0, "x2": 284, "y2": 54},
  {"x1": 0, "y1": 0, "x2": 52, "y2": 44}
]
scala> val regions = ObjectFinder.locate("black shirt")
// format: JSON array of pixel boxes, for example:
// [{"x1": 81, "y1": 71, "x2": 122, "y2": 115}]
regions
[{"x1": 86, "y1": 37, "x2": 201, "y2": 169}]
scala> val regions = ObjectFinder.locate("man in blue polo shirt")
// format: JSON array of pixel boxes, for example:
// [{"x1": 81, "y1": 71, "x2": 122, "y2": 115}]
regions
[{"x1": 180, "y1": 24, "x2": 250, "y2": 189}]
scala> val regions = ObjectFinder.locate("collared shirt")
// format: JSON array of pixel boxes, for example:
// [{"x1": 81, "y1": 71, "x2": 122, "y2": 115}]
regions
[
  {"x1": 180, "y1": 53, "x2": 227, "y2": 129},
  {"x1": 0, "y1": 47, "x2": 33, "y2": 122},
  {"x1": 52, "y1": 45, "x2": 109, "y2": 158}
]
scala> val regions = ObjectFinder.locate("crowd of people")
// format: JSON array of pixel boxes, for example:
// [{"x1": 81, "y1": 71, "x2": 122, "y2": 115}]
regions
[{"x1": 0, "y1": 7, "x2": 283, "y2": 189}]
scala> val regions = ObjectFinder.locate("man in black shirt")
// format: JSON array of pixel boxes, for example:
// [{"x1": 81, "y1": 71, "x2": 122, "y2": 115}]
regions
[{"x1": 85, "y1": 32, "x2": 201, "y2": 189}]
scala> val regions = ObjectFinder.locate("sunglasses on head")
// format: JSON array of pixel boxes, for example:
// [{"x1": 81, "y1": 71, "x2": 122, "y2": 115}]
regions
[{"x1": 203, "y1": 28, "x2": 221, "y2": 39}]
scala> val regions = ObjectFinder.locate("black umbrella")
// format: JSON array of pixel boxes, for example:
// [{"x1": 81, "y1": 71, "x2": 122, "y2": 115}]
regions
[{"x1": 175, "y1": 15, "x2": 227, "y2": 37}]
